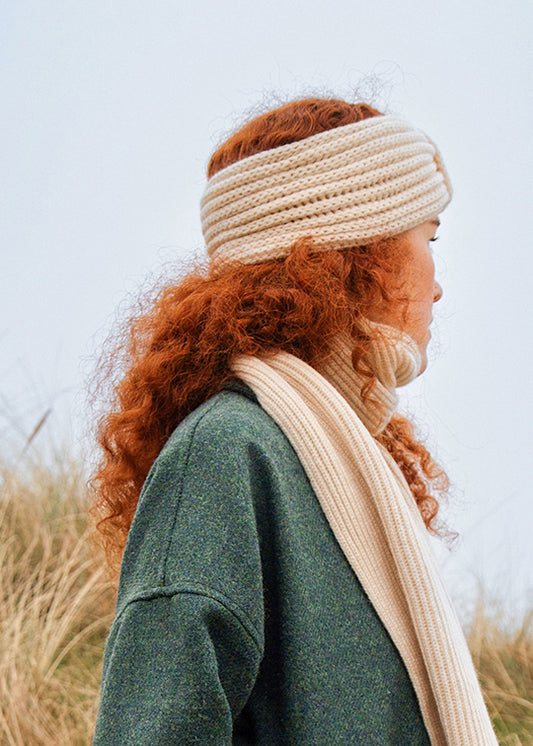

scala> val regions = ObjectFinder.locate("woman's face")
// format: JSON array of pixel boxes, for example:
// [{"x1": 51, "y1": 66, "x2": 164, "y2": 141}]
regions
[{"x1": 367, "y1": 218, "x2": 443, "y2": 373}]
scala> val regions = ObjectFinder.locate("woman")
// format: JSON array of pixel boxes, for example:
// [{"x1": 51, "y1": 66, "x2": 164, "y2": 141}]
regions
[{"x1": 91, "y1": 98, "x2": 497, "y2": 744}]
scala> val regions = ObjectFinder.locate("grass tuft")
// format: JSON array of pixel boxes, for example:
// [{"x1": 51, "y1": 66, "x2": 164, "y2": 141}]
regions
[
  {"x1": 468, "y1": 598, "x2": 533, "y2": 745},
  {"x1": 0, "y1": 454, "x2": 114, "y2": 746}
]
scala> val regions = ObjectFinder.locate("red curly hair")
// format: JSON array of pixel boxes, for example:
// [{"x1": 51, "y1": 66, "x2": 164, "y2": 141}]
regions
[{"x1": 90, "y1": 98, "x2": 449, "y2": 572}]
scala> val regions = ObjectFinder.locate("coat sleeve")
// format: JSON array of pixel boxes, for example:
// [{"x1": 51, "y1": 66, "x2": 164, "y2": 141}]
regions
[
  {"x1": 93, "y1": 393, "x2": 269, "y2": 745},
  {"x1": 93, "y1": 586, "x2": 262, "y2": 745}
]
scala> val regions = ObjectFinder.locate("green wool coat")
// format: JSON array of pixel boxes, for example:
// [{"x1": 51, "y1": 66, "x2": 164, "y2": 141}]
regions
[{"x1": 93, "y1": 381, "x2": 430, "y2": 745}]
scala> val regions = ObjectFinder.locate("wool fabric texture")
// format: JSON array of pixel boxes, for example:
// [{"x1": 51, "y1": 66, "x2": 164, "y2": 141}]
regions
[
  {"x1": 231, "y1": 332, "x2": 497, "y2": 746},
  {"x1": 201, "y1": 115, "x2": 452, "y2": 266},
  {"x1": 317, "y1": 320, "x2": 422, "y2": 435}
]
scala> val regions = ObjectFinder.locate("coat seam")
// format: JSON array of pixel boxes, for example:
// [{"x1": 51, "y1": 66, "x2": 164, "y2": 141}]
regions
[{"x1": 113, "y1": 581, "x2": 264, "y2": 654}]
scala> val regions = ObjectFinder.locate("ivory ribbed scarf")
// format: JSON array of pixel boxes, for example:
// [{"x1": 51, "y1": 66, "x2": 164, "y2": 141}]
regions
[
  {"x1": 231, "y1": 334, "x2": 497, "y2": 745},
  {"x1": 316, "y1": 323, "x2": 422, "y2": 435},
  {"x1": 202, "y1": 115, "x2": 452, "y2": 267}
]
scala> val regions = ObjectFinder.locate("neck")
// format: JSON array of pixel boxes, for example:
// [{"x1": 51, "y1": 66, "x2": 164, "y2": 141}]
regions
[{"x1": 316, "y1": 322, "x2": 422, "y2": 435}]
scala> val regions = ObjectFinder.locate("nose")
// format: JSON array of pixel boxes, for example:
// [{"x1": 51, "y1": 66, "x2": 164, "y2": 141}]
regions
[{"x1": 433, "y1": 281, "x2": 443, "y2": 303}]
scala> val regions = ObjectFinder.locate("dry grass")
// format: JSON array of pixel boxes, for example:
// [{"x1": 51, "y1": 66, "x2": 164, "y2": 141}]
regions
[
  {"x1": 0, "y1": 447, "x2": 531, "y2": 744},
  {"x1": 468, "y1": 599, "x2": 533, "y2": 746},
  {"x1": 0, "y1": 453, "x2": 114, "y2": 746}
]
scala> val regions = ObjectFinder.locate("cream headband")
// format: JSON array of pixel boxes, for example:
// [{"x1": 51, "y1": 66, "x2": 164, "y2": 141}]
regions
[{"x1": 201, "y1": 115, "x2": 452, "y2": 267}]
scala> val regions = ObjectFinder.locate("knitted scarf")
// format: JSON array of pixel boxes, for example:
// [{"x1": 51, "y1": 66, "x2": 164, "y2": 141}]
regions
[{"x1": 231, "y1": 327, "x2": 497, "y2": 746}]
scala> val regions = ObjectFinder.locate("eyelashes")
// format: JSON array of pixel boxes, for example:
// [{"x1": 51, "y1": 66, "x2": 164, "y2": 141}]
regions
[{"x1": 430, "y1": 236, "x2": 439, "y2": 243}]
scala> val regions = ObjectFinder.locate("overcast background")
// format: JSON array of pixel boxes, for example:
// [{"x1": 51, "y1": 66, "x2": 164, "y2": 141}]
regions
[{"x1": 1, "y1": 0, "x2": 532, "y2": 618}]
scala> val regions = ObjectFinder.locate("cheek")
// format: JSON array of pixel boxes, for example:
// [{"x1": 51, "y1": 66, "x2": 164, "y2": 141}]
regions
[
  {"x1": 410, "y1": 255, "x2": 436, "y2": 304},
  {"x1": 403, "y1": 260, "x2": 437, "y2": 341}
]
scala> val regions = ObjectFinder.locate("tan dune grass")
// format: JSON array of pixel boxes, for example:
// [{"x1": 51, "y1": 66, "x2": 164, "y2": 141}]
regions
[
  {"x1": 0, "y1": 455, "x2": 114, "y2": 746},
  {"x1": 468, "y1": 597, "x2": 533, "y2": 745}
]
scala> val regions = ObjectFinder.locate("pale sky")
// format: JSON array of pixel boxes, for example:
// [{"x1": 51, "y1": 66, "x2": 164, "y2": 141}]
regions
[{"x1": 1, "y1": 0, "x2": 532, "y2": 615}]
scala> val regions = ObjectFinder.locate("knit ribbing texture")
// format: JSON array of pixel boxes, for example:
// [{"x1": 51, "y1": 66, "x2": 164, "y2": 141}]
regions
[
  {"x1": 231, "y1": 334, "x2": 497, "y2": 745},
  {"x1": 202, "y1": 116, "x2": 452, "y2": 267},
  {"x1": 316, "y1": 321, "x2": 422, "y2": 435}
]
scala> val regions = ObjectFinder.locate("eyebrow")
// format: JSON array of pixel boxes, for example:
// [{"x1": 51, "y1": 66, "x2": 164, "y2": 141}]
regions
[{"x1": 430, "y1": 218, "x2": 441, "y2": 227}]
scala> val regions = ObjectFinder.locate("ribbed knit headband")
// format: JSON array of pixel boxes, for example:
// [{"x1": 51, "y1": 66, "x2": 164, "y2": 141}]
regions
[{"x1": 201, "y1": 115, "x2": 452, "y2": 266}]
